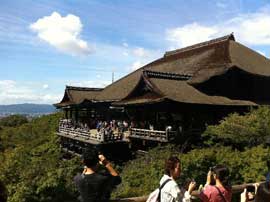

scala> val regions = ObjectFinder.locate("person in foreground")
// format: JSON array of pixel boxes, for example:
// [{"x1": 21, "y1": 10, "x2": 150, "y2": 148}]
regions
[
  {"x1": 241, "y1": 182, "x2": 270, "y2": 202},
  {"x1": 159, "y1": 156, "x2": 196, "y2": 202},
  {"x1": 200, "y1": 165, "x2": 232, "y2": 202},
  {"x1": 74, "y1": 149, "x2": 121, "y2": 202}
]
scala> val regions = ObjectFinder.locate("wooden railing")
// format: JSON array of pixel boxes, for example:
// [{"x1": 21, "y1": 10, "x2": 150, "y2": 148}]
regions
[
  {"x1": 58, "y1": 125, "x2": 124, "y2": 143},
  {"x1": 110, "y1": 182, "x2": 262, "y2": 202},
  {"x1": 129, "y1": 128, "x2": 176, "y2": 142}
]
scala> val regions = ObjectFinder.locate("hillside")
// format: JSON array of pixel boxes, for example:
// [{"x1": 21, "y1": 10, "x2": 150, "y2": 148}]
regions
[
  {"x1": 0, "y1": 108, "x2": 270, "y2": 202},
  {"x1": 0, "y1": 103, "x2": 56, "y2": 115}
]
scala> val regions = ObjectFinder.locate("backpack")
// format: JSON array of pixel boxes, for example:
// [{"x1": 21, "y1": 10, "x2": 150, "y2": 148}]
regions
[{"x1": 146, "y1": 179, "x2": 172, "y2": 202}]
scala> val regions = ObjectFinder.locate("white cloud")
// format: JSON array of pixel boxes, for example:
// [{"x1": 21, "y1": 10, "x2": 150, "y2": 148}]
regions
[
  {"x1": 166, "y1": 23, "x2": 218, "y2": 48},
  {"x1": 0, "y1": 80, "x2": 61, "y2": 104},
  {"x1": 43, "y1": 84, "x2": 49, "y2": 89},
  {"x1": 133, "y1": 47, "x2": 149, "y2": 57},
  {"x1": 30, "y1": 12, "x2": 92, "y2": 56},
  {"x1": 122, "y1": 42, "x2": 129, "y2": 47},
  {"x1": 166, "y1": 7, "x2": 270, "y2": 48}
]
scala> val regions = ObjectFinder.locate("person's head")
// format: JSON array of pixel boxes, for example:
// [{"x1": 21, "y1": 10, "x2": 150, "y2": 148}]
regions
[
  {"x1": 165, "y1": 156, "x2": 181, "y2": 179},
  {"x1": 255, "y1": 182, "x2": 270, "y2": 202},
  {"x1": 82, "y1": 148, "x2": 99, "y2": 168},
  {"x1": 212, "y1": 165, "x2": 230, "y2": 187}
]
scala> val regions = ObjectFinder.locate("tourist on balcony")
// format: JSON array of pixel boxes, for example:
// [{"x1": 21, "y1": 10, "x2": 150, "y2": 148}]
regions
[
  {"x1": 96, "y1": 121, "x2": 102, "y2": 132},
  {"x1": 123, "y1": 120, "x2": 128, "y2": 131},
  {"x1": 74, "y1": 149, "x2": 121, "y2": 202},
  {"x1": 200, "y1": 165, "x2": 232, "y2": 202},
  {"x1": 159, "y1": 156, "x2": 196, "y2": 202}
]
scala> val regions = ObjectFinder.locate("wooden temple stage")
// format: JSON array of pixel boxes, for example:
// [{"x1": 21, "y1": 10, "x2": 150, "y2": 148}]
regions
[{"x1": 55, "y1": 33, "x2": 270, "y2": 154}]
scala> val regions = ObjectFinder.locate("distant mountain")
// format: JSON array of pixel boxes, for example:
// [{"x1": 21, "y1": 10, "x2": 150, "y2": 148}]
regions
[{"x1": 0, "y1": 103, "x2": 56, "y2": 115}]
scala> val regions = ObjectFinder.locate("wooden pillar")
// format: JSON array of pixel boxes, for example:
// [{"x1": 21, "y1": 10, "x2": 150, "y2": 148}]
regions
[
  {"x1": 75, "y1": 108, "x2": 79, "y2": 124},
  {"x1": 69, "y1": 109, "x2": 72, "y2": 120},
  {"x1": 65, "y1": 109, "x2": 68, "y2": 119}
]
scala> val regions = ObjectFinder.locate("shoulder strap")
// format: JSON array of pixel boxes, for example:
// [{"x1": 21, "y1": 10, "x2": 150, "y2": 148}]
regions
[
  {"x1": 157, "y1": 178, "x2": 172, "y2": 202},
  {"x1": 214, "y1": 186, "x2": 227, "y2": 202}
]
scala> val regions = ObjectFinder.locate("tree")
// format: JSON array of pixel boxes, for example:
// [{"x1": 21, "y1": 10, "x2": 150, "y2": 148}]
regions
[
  {"x1": 0, "y1": 115, "x2": 28, "y2": 128},
  {"x1": 202, "y1": 106, "x2": 270, "y2": 149}
]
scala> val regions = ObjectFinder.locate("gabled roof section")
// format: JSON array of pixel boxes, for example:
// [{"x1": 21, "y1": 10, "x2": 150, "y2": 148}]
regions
[
  {"x1": 54, "y1": 86, "x2": 103, "y2": 108},
  {"x1": 229, "y1": 40, "x2": 270, "y2": 76},
  {"x1": 115, "y1": 70, "x2": 257, "y2": 106},
  {"x1": 149, "y1": 77, "x2": 257, "y2": 106},
  {"x1": 96, "y1": 34, "x2": 234, "y2": 101}
]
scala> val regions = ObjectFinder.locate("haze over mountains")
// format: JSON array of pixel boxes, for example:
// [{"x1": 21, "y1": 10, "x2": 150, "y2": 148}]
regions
[{"x1": 0, "y1": 103, "x2": 56, "y2": 117}]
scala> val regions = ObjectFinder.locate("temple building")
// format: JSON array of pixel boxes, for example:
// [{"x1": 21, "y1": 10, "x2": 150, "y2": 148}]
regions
[{"x1": 55, "y1": 34, "x2": 270, "y2": 153}]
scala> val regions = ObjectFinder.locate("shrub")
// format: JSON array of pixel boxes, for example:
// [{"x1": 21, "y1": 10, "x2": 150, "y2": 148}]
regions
[{"x1": 203, "y1": 106, "x2": 270, "y2": 149}]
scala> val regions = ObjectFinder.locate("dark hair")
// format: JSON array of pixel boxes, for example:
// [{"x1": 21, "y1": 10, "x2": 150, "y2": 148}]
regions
[
  {"x1": 255, "y1": 182, "x2": 270, "y2": 202},
  {"x1": 82, "y1": 148, "x2": 99, "y2": 168},
  {"x1": 164, "y1": 156, "x2": 180, "y2": 176},
  {"x1": 213, "y1": 165, "x2": 230, "y2": 187}
]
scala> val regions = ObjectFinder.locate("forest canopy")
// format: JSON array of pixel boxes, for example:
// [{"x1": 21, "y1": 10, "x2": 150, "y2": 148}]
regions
[{"x1": 0, "y1": 107, "x2": 270, "y2": 201}]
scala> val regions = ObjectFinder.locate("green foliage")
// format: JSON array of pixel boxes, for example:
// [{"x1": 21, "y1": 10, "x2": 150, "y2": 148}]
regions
[
  {"x1": 203, "y1": 106, "x2": 270, "y2": 148},
  {"x1": 1, "y1": 107, "x2": 270, "y2": 201},
  {"x1": 0, "y1": 113, "x2": 81, "y2": 202},
  {"x1": 113, "y1": 145, "x2": 270, "y2": 198},
  {"x1": 0, "y1": 115, "x2": 28, "y2": 128}
]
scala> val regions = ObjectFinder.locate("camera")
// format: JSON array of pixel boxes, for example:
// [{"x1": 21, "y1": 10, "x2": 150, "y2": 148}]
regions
[
  {"x1": 209, "y1": 167, "x2": 215, "y2": 185},
  {"x1": 246, "y1": 185, "x2": 255, "y2": 193}
]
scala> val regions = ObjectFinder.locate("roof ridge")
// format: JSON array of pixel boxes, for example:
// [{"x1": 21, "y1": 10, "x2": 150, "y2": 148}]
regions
[
  {"x1": 143, "y1": 70, "x2": 192, "y2": 80},
  {"x1": 164, "y1": 33, "x2": 235, "y2": 57},
  {"x1": 66, "y1": 85, "x2": 103, "y2": 91}
]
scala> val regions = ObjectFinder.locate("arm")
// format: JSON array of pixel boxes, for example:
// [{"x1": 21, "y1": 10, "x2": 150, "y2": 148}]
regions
[
  {"x1": 99, "y1": 154, "x2": 119, "y2": 176},
  {"x1": 182, "y1": 181, "x2": 196, "y2": 202}
]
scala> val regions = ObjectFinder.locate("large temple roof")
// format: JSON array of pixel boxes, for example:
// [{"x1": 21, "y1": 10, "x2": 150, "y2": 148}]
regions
[
  {"x1": 114, "y1": 70, "x2": 257, "y2": 106},
  {"x1": 56, "y1": 34, "x2": 270, "y2": 107}
]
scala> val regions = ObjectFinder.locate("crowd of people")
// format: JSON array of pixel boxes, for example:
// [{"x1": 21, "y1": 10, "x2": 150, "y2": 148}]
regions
[
  {"x1": 59, "y1": 118, "x2": 177, "y2": 133},
  {"x1": 1, "y1": 151, "x2": 269, "y2": 202},
  {"x1": 72, "y1": 152, "x2": 270, "y2": 202}
]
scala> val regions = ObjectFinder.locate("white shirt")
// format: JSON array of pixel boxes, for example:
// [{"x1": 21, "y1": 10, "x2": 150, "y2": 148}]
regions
[{"x1": 160, "y1": 174, "x2": 191, "y2": 202}]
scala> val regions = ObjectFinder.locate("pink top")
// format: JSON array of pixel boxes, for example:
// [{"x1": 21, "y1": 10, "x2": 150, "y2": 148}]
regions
[{"x1": 199, "y1": 185, "x2": 232, "y2": 202}]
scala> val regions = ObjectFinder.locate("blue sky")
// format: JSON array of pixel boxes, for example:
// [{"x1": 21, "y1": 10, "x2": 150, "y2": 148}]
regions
[{"x1": 1, "y1": 0, "x2": 270, "y2": 104}]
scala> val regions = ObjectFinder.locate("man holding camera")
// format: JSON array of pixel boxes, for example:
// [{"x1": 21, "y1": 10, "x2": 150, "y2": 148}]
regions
[{"x1": 74, "y1": 149, "x2": 121, "y2": 202}]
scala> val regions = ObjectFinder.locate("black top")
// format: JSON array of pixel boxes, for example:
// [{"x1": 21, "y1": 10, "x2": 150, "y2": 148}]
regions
[{"x1": 74, "y1": 172, "x2": 121, "y2": 202}]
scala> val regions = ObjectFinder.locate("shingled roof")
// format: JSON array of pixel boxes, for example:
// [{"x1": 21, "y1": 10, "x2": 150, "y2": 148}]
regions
[
  {"x1": 95, "y1": 34, "x2": 270, "y2": 103},
  {"x1": 114, "y1": 70, "x2": 257, "y2": 106},
  {"x1": 56, "y1": 34, "x2": 270, "y2": 107},
  {"x1": 54, "y1": 86, "x2": 103, "y2": 108}
]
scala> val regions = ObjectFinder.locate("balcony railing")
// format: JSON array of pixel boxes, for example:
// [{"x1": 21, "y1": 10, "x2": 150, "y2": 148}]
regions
[
  {"x1": 58, "y1": 119, "x2": 124, "y2": 144},
  {"x1": 129, "y1": 128, "x2": 176, "y2": 142}
]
